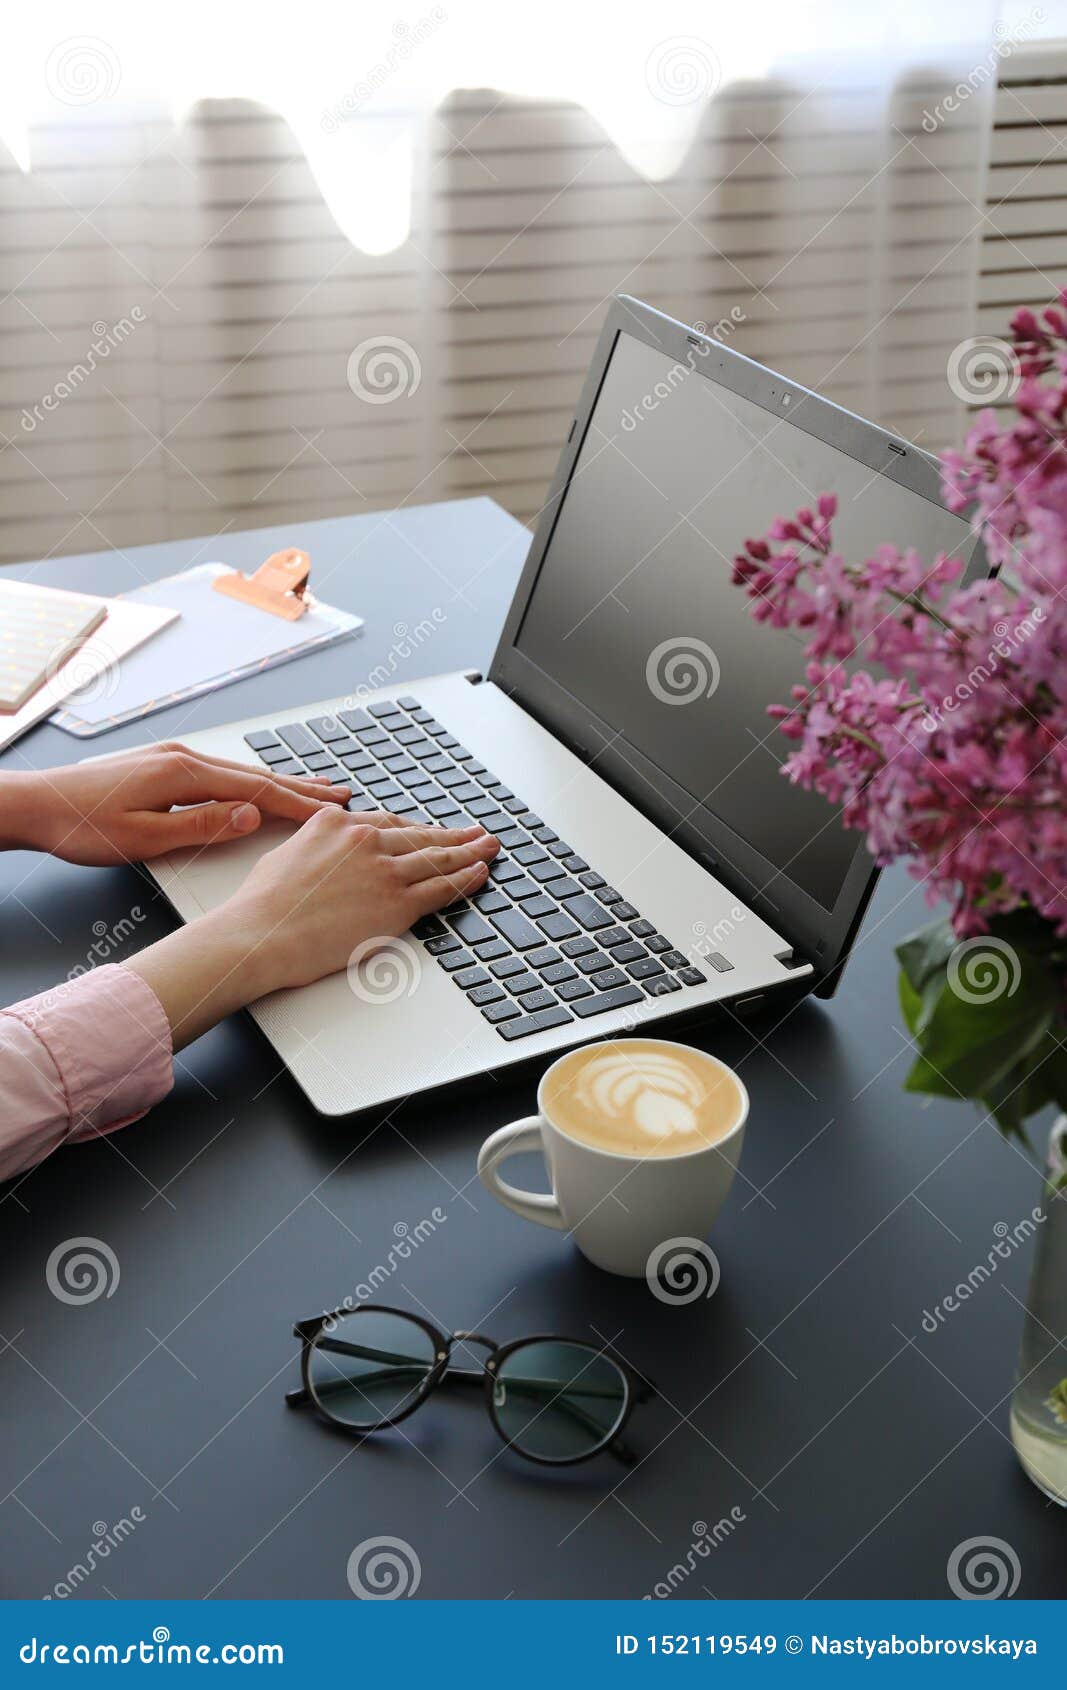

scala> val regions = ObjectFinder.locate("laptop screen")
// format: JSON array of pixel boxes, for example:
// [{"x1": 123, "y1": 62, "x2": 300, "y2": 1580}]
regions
[{"x1": 514, "y1": 330, "x2": 977, "y2": 914}]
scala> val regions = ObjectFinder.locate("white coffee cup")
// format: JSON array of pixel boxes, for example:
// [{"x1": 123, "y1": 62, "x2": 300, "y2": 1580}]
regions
[{"x1": 476, "y1": 1038, "x2": 749, "y2": 1277}]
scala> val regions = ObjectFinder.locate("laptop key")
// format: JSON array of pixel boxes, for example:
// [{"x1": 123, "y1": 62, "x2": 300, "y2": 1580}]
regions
[
  {"x1": 528, "y1": 946, "x2": 562, "y2": 969},
  {"x1": 447, "y1": 909, "x2": 496, "y2": 945},
  {"x1": 452, "y1": 784, "x2": 483, "y2": 803},
  {"x1": 276, "y1": 724, "x2": 319, "y2": 757},
  {"x1": 397, "y1": 695, "x2": 420, "y2": 709},
  {"x1": 518, "y1": 813, "x2": 543, "y2": 829},
  {"x1": 483, "y1": 998, "x2": 521, "y2": 1024},
  {"x1": 425, "y1": 754, "x2": 453, "y2": 775},
  {"x1": 508, "y1": 972, "x2": 542, "y2": 996},
  {"x1": 504, "y1": 797, "x2": 528, "y2": 813},
  {"x1": 490, "y1": 860, "x2": 525, "y2": 884},
  {"x1": 561, "y1": 935, "x2": 596, "y2": 958},
  {"x1": 577, "y1": 951, "x2": 612, "y2": 975},
  {"x1": 345, "y1": 795, "x2": 379, "y2": 812},
  {"x1": 570, "y1": 984, "x2": 643, "y2": 1019},
  {"x1": 547, "y1": 839, "x2": 573, "y2": 857},
  {"x1": 549, "y1": 878, "x2": 582, "y2": 901},
  {"x1": 645, "y1": 974, "x2": 681, "y2": 997},
  {"x1": 538, "y1": 911, "x2": 580, "y2": 941},
  {"x1": 557, "y1": 977, "x2": 594, "y2": 1001},
  {"x1": 629, "y1": 919, "x2": 656, "y2": 938},
  {"x1": 678, "y1": 966, "x2": 707, "y2": 986},
  {"x1": 598, "y1": 886, "x2": 622, "y2": 904},
  {"x1": 477, "y1": 812, "x2": 510, "y2": 833},
  {"x1": 613, "y1": 902, "x2": 639, "y2": 921},
  {"x1": 356, "y1": 727, "x2": 389, "y2": 746},
  {"x1": 567, "y1": 894, "x2": 613, "y2": 931},
  {"x1": 521, "y1": 988, "x2": 558, "y2": 1013},
  {"x1": 437, "y1": 949, "x2": 475, "y2": 973},
  {"x1": 304, "y1": 750, "x2": 337, "y2": 771},
  {"x1": 338, "y1": 708, "x2": 373, "y2": 733},
  {"x1": 469, "y1": 983, "x2": 505, "y2": 1007},
  {"x1": 523, "y1": 895, "x2": 557, "y2": 918},
  {"x1": 514, "y1": 843, "x2": 547, "y2": 866},
  {"x1": 629, "y1": 956, "x2": 665, "y2": 980},
  {"x1": 368, "y1": 700, "x2": 401, "y2": 718},
  {"x1": 660, "y1": 951, "x2": 690, "y2": 971},
  {"x1": 424, "y1": 934, "x2": 461, "y2": 956},
  {"x1": 496, "y1": 1004, "x2": 574, "y2": 1040},
  {"x1": 597, "y1": 926, "x2": 630, "y2": 950},
  {"x1": 474, "y1": 937, "x2": 509, "y2": 961},
  {"x1": 532, "y1": 825, "x2": 558, "y2": 844},
  {"x1": 490, "y1": 956, "x2": 527, "y2": 980},
  {"x1": 341, "y1": 750, "x2": 377, "y2": 772},
  {"x1": 467, "y1": 796, "x2": 498, "y2": 818},
  {"x1": 491, "y1": 908, "x2": 542, "y2": 950},
  {"x1": 530, "y1": 859, "x2": 566, "y2": 883},
  {"x1": 542, "y1": 962, "x2": 578, "y2": 986},
  {"x1": 579, "y1": 870, "x2": 606, "y2": 889},
  {"x1": 496, "y1": 828, "x2": 529, "y2": 851},
  {"x1": 473, "y1": 889, "x2": 510, "y2": 914},
  {"x1": 409, "y1": 741, "x2": 437, "y2": 760},
  {"x1": 395, "y1": 725, "x2": 424, "y2": 744},
  {"x1": 245, "y1": 730, "x2": 279, "y2": 751},
  {"x1": 427, "y1": 798, "x2": 460, "y2": 818},
  {"x1": 369, "y1": 785, "x2": 403, "y2": 806},
  {"x1": 610, "y1": 940, "x2": 646, "y2": 964},
  {"x1": 308, "y1": 715, "x2": 349, "y2": 742},
  {"x1": 706, "y1": 952, "x2": 735, "y2": 972},
  {"x1": 257, "y1": 743, "x2": 295, "y2": 765},
  {"x1": 455, "y1": 967, "x2": 491, "y2": 990},
  {"x1": 590, "y1": 967, "x2": 628, "y2": 991},
  {"x1": 562, "y1": 854, "x2": 588, "y2": 873},
  {"x1": 645, "y1": 934, "x2": 671, "y2": 952},
  {"x1": 507, "y1": 879, "x2": 540, "y2": 902},
  {"x1": 412, "y1": 915, "x2": 446, "y2": 939}
]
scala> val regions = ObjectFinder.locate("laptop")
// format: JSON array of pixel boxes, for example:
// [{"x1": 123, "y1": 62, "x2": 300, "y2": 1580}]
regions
[{"x1": 147, "y1": 296, "x2": 981, "y2": 1116}]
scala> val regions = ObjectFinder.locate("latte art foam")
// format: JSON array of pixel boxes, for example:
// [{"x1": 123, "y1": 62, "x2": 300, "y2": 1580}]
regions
[{"x1": 545, "y1": 1039, "x2": 744, "y2": 1158}]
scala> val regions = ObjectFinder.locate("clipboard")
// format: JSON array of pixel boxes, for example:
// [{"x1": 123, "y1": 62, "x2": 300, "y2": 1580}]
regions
[{"x1": 52, "y1": 562, "x2": 362, "y2": 737}]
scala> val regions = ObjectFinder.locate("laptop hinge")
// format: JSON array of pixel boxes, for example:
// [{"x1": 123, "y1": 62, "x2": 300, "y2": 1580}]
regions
[{"x1": 462, "y1": 669, "x2": 483, "y2": 685}]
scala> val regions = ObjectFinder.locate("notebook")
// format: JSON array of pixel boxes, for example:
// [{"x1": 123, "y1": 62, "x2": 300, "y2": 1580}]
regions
[
  {"x1": 0, "y1": 596, "x2": 178, "y2": 753},
  {"x1": 0, "y1": 580, "x2": 107, "y2": 712},
  {"x1": 53, "y1": 562, "x2": 363, "y2": 737}
]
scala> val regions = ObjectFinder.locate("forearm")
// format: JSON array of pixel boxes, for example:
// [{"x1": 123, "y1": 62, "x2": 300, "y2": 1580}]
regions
[
  {"x1": 125, "y1": 907, "x2": 279, "y2": 1051},
  {"x1": 0, "y1": 771, "x2": 54, "y2": 851}
]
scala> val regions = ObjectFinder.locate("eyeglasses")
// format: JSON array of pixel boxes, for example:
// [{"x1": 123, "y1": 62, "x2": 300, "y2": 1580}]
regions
[{"x1": 285, "y1": 1304, "x2": 655, "y2": 1467}]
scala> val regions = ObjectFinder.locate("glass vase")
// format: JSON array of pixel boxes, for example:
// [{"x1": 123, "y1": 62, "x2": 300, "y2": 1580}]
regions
[{"x1": 1010, "y1": 1117, "x2": 1067, "y2": 1505}]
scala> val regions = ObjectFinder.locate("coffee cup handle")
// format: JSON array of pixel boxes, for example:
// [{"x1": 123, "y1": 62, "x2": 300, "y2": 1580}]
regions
[{"x1": 477, "y1": 1116, "x2": 567, "y2": 1231}]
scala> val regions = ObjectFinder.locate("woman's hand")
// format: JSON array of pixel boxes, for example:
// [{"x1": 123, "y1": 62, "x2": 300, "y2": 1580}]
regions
[
  {"x1": 126, "y1": 809, "x2": 500, "y2": 1047},
  {"x1": 3, "y1": 743, "x2": 350, "y2": 864}
]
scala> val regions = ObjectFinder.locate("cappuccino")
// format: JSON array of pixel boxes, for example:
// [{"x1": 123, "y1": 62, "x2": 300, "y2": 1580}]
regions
[{"x1": 543, "y1": 1039, "x2": 743, "y2": 1158}]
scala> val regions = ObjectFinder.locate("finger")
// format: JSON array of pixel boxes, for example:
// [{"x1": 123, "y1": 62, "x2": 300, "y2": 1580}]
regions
[
  {"x1": 407, "y1": 859, "x2": 492, "y2": 917},
  {"x1": 133, "y1": 801, "x2": 263, "y2": 855},
  {"x1": 193, "y1": 752, "x2": 350, "y2": 804},
  {"x1": 395, "y1": 839, "x2": 500, "y2": 883},
  {"x1": 155, "y1": 759, "x2": 346, "y2": 824},
  {"x1": 377, "y1": 822, "x2": 492, "y2": 854}
]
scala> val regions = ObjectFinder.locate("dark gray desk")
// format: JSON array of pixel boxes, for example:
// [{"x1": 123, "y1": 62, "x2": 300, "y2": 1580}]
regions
[{"x1": 0, "y1": 499, "x2": 1059, "y2": 1600}]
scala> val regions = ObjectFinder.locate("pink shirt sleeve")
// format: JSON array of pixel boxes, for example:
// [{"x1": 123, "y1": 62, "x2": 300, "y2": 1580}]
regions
[{"x1": 0, "y1": 963, "x2": 174, "y2": 1183}]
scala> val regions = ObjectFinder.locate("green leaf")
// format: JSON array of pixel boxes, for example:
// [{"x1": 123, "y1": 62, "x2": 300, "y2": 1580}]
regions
[
  {"x1": 896, "y1": 920, "x2": 956, "y2": 995},
  {"x1": 900, "y1": 964, "x2": 1056, "y2": 1099}
]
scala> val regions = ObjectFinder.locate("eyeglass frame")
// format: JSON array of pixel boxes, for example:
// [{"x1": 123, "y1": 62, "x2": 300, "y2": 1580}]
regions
[{"x1": 285, "y1": 1303, "x2": 656, "y2": 1468}]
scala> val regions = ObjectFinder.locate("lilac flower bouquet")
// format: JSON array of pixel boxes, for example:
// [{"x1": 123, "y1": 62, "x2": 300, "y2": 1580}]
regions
[{"x1": 732, "y1": 296, "x2": 1067, "y2": 1147}]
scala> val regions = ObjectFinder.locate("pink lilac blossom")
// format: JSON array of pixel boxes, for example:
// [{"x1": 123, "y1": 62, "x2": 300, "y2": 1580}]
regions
[{"x1": 732, "y1": 292, "x2": 1067, "y2": 937}]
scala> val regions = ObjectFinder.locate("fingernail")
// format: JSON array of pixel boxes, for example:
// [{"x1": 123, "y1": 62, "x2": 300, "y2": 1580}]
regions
[{"x1": 232, "y1": 803, "x2": 259, "y2": 833}]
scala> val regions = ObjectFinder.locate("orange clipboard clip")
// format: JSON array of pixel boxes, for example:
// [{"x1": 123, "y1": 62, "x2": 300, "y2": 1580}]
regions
[{"x1": 213, "y1": 548, "x2": 315, "y2": 621}]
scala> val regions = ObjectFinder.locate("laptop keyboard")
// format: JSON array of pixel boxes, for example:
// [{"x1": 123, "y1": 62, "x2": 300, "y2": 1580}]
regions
[{"x1": 245, "y1": 695, "x2": 734, "y2": 1041}]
